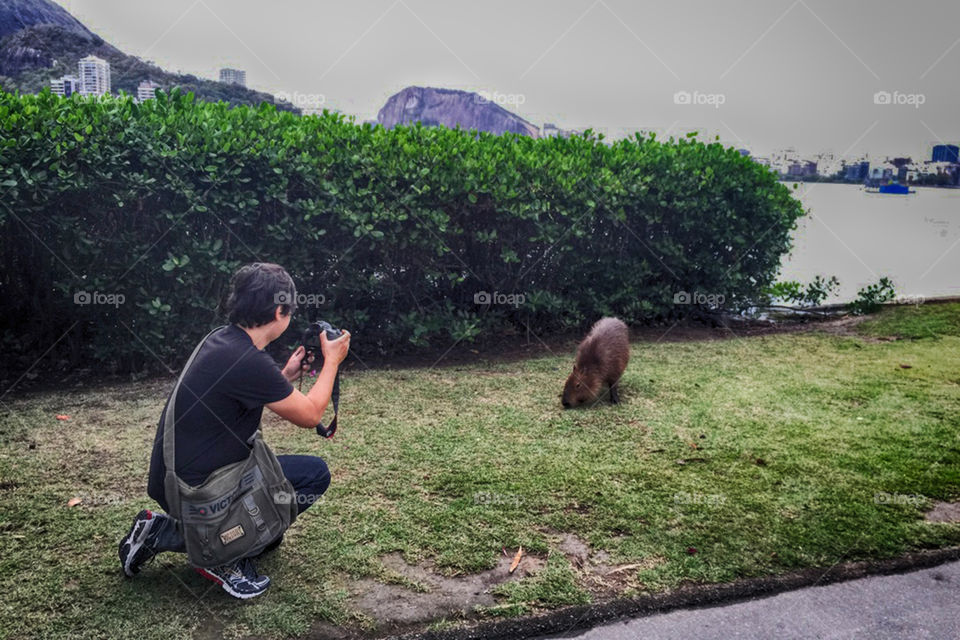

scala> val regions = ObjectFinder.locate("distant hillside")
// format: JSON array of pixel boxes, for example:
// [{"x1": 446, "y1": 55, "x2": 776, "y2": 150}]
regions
[
  {"x1": 0, "y1": 0, "x2": 91, "y2": 40},
  {"x1": 377, "y1": 86, "x2": 539, "y2": 137},
  {"x1": 0, "y1": 0, "x2": 297, "y2": 113}
]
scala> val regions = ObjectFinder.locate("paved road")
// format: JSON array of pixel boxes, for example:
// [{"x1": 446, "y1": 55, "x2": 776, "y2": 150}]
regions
[{"x1": 540, "y1": 561, "x2": 960, "y2": 640}]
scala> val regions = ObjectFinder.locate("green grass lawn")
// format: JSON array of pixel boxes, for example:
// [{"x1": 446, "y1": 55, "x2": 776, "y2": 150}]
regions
[
  {"x1": 1, "y1": 304, "x2": 959, "y2": 639},
  {"x1": 859, "y1": 301, "x2": 960, "y2": 339}
]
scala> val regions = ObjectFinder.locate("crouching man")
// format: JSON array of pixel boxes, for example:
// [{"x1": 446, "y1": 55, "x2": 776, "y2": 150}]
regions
[{"x1": 118, "y1": 262, "x2": 350, "y2": 599}]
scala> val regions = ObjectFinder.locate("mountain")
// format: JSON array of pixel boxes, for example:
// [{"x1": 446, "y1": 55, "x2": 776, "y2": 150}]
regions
[
  {"x1": 0, "y1": 0, "x2": 297, "y2": 113},
  {"x1": 0, "y1": 0, "x2": 92, "y2": 40},
  {"x1": 377, "y1": 86, "x2": 539, "y2": 137}
]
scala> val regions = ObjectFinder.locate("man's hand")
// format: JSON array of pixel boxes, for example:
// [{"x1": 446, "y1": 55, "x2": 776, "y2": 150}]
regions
[
  {"x1": 281, "y1": 345, "x2": 312, "y2": 382},
  {"x1": 320, "y1": 329, "x2": 351, "y2": 366}
]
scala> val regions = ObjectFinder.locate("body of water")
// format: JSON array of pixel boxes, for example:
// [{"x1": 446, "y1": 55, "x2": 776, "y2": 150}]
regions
[{"x1": 778, "y1": 182, "x2": 960, "y2": 303}]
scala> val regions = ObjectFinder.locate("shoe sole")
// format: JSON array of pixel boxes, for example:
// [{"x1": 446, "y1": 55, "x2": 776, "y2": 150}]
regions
[
  {"x1": 118, "y1": 509, "x2": 155, "y2": 578},
  {"x1": 194, "y1": 567, "x2": 269, "y2": 600}
]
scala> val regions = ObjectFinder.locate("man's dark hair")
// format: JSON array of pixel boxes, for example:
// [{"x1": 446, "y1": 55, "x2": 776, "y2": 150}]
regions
[{"x1": 225, "y1": 263, "x2": 297, "y2": 328}]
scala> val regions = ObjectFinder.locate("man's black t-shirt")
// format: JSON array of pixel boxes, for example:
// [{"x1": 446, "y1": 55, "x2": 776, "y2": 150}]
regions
[{"x1": 147, "y1": 324, "x2": 294, "y2": 511}]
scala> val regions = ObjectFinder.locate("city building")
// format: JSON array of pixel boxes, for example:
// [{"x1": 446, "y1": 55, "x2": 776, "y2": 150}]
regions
[
  {"x1": 869, "y1": 163, "x2": 896, "y2": 183},
  {"x1": 541, "y1": 123, "x2": 562, "y2": 137},
  {"x1": 136, "y1": 80, "x2": 161, "y2": 102},
  {"x1": 50, "y1": 75, "x2": 80, "y2": 97},
  {"x1": 786, "y1": 160, "x2": 818, "y2": 178},
  {"x1": 843, "y1": 161, "x2": 870, "y2": 182},
  {"x1": 752, "y1": 157, "x2": 778, "y2": 174},
  {"x1": 78, "y1": 55, "x2": 111, "y2": 96},
  {"x1": 922, "y1": 161, "x2": 960, "y2": 185},
  {"x1": 219, "y1": 68, "x2": 246, "y2": 86},
  {"x1": 931, "y1": 144, "x2": 959, "y2": 163},
  {"x1": 889, "y1": 157, "x2": 912, "y2": 182},
  {"x1": 904, "y1": 163, "x2": 921, "y2": 183},
  {"x1": 770, "y1": 147, "x2": 800, "y2": 176},
  {"x1": 814, "y1": 152, "x2": 842, "y2": 177},
  {"x1": 541, "y1": 123, "x2": 580, "y2": 138}
]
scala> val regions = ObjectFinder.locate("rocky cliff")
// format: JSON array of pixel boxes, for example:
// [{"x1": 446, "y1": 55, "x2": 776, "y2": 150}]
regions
[
  {"x1": 377, "y1": 86, "x2": 539, "y2": 137},
  {"x1": 0, "y1": 0, "x2": 92, "y2": 40}
]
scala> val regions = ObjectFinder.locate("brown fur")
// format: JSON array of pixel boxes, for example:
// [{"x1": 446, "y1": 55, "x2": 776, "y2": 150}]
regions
[{"x1": 562, "y1": 317, "x2": 630, "y2": 408}]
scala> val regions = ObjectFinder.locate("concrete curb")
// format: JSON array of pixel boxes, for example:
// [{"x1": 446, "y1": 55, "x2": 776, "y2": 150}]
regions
[{"x1": 385, "y1": 545, "x2": 960, "y2": 640}]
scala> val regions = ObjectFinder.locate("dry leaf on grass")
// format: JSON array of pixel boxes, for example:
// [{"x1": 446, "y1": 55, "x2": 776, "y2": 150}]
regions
[
  {"x1": 605, "y1": 563, "x2": 644, "y2": 575},
  {"x1": 509, "y1": 546, "x2": 523, "y2": 573}
]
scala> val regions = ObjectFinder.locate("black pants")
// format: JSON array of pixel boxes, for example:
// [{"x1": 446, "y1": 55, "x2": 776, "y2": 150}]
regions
[{"x1": 150, "y1": 454, "x2": 331, "y2": 554}]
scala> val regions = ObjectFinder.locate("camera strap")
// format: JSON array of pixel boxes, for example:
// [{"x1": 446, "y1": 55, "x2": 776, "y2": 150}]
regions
[
  {"x1": 298, "y1": 356, "x2": 339, "y2": 438},
  {"x1": 296, "y1": 324, "x2": 341, "y2": 439},
  {"x1": 315, "y1": 372, "x2": 338, "y2": 438}
]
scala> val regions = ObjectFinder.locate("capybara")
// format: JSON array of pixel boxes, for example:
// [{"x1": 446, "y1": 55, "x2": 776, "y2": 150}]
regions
[{"x1": 562, "y1": 317, "x2": 630, "y2": 408}]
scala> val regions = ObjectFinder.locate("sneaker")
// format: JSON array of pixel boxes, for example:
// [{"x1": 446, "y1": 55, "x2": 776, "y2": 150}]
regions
[
  {"x1": 118, "y1": 509, "x2": 160, "y2": 577},
  {"x1": 195, "y1": 557, "x2": 270, "y2": 599}
]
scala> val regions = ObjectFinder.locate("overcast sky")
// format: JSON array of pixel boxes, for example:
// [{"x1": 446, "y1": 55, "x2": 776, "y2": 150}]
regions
[{"x1": 53, "y1": 0, "x2": 960, "y2": 162}]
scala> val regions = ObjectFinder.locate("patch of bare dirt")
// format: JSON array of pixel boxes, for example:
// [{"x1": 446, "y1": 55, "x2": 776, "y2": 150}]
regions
[
  {"x1": 552, "y1": 532, "x2": 665, "y2": 595},
  {"x1": 813, "y1": 314, "x2": 892, "y2": 341},
  {"x1": 926, "y1": 501, "x2": 960, "y2": 523},
  {"x1": 348, "y1": 552, "x2": 544, "y2": 625},
  {"x1": 345, "y1": 531, "x2": 668, "y2": 630}
]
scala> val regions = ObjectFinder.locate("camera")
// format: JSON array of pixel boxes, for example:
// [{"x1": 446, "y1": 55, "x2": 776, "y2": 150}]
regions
[
  {"x1": 299, "y1": 320, "x2": 344, "y2": 439},
  {"x1": 300, "y1": 320, "x2": 343, "y2": 371}
]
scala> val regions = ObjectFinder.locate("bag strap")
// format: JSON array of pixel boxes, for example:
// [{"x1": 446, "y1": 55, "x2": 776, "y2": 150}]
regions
[{"x1": 162, "y1": 325, "x2": 226, "y2": 516}]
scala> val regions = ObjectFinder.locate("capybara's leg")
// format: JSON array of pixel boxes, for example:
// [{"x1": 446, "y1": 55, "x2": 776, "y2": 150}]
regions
[{"x1": 609, "y1": 381, "x2": 620, "y2": 404}]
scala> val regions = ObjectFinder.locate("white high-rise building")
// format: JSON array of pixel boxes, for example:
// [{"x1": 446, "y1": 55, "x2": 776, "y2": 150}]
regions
[
  {"x1": 78, "y1": 55, "x2": 111, "y2": 96},
  {"x1": 137, "y1": 80, "x2": 161, "y2": 102},
  {"x1": 219, "y1": 68, "x2": 246, "y2": 87},
  {"x1": 50, "y1": 75, "x2": 81, "y2": 96}
]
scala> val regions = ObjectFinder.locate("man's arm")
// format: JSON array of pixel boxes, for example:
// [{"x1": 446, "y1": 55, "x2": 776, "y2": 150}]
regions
[{"x1": 267, "y1": 330, "x2": 350, "y2": 429}]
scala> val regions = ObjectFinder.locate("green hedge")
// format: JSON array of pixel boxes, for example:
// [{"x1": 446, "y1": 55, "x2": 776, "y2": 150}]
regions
[{"x1": 0, "y1": 88, "x2": 804, "y2": 375}]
